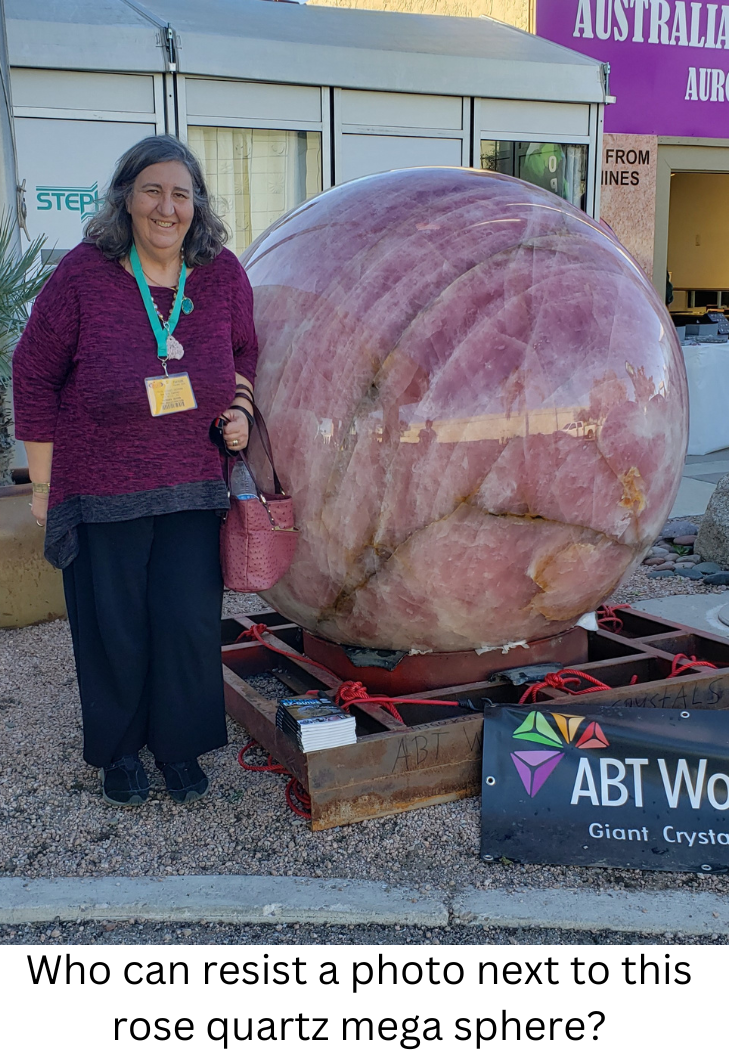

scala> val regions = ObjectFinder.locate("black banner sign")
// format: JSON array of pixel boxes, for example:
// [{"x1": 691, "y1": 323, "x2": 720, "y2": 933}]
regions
[{"x1": 481, "y1": 707, "x2": 729, "y2": 872}]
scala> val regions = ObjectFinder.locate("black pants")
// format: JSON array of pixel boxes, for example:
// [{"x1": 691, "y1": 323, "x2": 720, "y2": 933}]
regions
[{"x1": 62, "y1": 511, "x2": 227, "y2": 769}]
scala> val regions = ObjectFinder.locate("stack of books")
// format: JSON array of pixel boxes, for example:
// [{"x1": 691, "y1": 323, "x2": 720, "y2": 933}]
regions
[{"x1": 276, "y1": 698, "x2": 357, "y2": 752}]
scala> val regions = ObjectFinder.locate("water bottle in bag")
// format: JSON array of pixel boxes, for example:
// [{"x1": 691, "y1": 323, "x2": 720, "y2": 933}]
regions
[{"x1": 230, "y1": 459, "x2": 257, "y2": 500}]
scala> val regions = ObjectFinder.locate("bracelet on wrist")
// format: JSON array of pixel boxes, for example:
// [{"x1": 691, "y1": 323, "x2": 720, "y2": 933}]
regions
[{"x1": 32, "y1": 482, "x2": 50, "y2": 495}]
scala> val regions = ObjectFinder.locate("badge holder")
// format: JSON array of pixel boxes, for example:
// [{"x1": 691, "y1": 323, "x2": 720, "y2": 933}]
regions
[
  {"x1": 131, "y1": 244, "x2": 197, "y2": 417},
  {"x1": 145, "y1": 369, "x2": 197, "y2": 417}
]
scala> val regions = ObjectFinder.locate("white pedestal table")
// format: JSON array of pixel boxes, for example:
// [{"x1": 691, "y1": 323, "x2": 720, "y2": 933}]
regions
[{"x1": 682, "y1": 342, "x2": 729, "y2": 456}]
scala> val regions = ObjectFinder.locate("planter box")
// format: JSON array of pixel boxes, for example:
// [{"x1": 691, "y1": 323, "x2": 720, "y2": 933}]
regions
[{"x1": 0, "y1": 483, "x2": 66, "y2": 628}]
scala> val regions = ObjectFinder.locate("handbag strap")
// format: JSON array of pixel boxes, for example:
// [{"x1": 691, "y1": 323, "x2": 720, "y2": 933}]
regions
[
  {"x1": 222, "y1": 405, "x2": 285, "y2": 497},
  {"x1": 251, "y1": 405, "x2": 285, "y2": 496}
]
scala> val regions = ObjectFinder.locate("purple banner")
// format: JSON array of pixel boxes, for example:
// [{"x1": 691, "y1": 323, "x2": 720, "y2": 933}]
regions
[{"x1": 537, "y1": 0, "x2": 729, "y2": 136}]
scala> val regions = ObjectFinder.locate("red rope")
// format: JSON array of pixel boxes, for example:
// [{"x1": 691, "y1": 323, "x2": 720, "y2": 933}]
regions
[
  {"x1": 335, "y1": 681, "x2": 405, "y2": 723},
  {"x1": 517, "y1": 652, "x2": 719, "y2": 706},
  {"x1": 518, "y1": 668, "x2": 612, "y2": 705},
  {"x1": 334, "y1": 680, "x2": 462, "y2": 724},
  {"x1": 237, "y1": 740, "x2": 311, "y2": 820},
  {"x1": 237, "y1": 626, "x2": 463, "y2": 721},
  {"x1": 596, "y1": 604, "x2": 631, "y2": 633},
  {"x1": 284, "y1": 778, "x2": 311, "y2": 820},
  {"x1": 669, "y1": 653, "x2": 718, "y2": 678},
  {"x1": 235, "y1": 623, "x2": 335, "y2": 676},
  {"x1": 237, "y1": 740, "x2": 288, "y2": 774}
]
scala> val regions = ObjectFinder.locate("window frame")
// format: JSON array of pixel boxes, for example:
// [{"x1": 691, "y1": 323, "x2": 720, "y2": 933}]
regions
[
  {"x1": 479, "y1": 138, "x2": 590, "y2": 211},
  {"x1": 476, "y1": 99, "x2": 602, "y2": 216},
  {"x1": 179, "y1": 76, "x2": 331, "y2": 191},
  {"x1": 187, "y1": 124, "x2": 325, "y2": 256}
]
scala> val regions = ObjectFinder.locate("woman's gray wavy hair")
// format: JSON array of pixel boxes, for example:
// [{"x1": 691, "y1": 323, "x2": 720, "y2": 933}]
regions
[{"x1": 85, "y1": 134, "x2": 228, "y2": 267}]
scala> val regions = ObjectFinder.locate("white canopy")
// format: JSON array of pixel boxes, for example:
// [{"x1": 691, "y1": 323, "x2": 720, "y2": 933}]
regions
[{"x1": 6, "y1": 0, "x2": 606, "y2": 104}]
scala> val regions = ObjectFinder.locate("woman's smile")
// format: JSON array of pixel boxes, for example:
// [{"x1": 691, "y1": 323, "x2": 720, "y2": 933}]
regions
[{"x1": 127, "y1": 159, "x2": 195, "y2": 258}]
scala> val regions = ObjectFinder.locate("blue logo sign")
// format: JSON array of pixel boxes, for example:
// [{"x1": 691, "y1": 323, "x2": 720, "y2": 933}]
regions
[{"x1": 36, "y1": 182, "x2": 100, "y2": 221}]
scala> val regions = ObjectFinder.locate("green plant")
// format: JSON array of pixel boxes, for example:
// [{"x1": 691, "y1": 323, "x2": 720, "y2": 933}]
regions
[
  {"x1": 0, "y1": 211, "x2": 54, "y2": 484},
  {"x1": 0, "y1": 213, "x2": 52, "y2": 380}
]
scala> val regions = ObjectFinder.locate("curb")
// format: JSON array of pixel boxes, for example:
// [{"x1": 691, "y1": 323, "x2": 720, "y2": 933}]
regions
[
  {"x1": 2, "y1": 877, "x2": 729, "y2": 935},
  {"x1": 0, "y1": 876, "x2": 448, "y2": 927},
  {"x1": 452, "y1": 888, "x2": 729, "y2": 937}
]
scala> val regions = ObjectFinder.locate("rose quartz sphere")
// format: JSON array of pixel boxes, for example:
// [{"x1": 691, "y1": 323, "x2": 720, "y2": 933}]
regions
[{"x1": 242, "y1": 168, "x2": 688, "y2": 652}]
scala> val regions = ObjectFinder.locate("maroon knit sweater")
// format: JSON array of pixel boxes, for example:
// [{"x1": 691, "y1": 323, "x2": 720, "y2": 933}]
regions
[{"x1": 13, "y1": 242, "x2": 258, "y2": 569}]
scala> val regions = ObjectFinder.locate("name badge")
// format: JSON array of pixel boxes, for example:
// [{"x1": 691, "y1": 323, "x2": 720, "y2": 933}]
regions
[{"x1": 145, "y1": 372, "x2": 197, "y2": 417}]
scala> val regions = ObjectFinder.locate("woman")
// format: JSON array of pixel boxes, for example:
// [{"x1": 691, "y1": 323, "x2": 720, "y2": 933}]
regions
[{"x1": 13, "y1": 134, "x2": 257, "y2": 807}]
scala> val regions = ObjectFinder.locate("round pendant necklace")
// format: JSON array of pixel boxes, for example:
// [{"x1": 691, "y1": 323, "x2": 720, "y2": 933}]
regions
[{"x1": 142, "y1": 257, "x2": 194, "y2": 317}]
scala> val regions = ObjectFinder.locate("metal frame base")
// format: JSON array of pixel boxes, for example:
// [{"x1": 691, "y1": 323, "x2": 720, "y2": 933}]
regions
[{"x1": 222, "y1": 608, "x2": 729, "y2": 830}]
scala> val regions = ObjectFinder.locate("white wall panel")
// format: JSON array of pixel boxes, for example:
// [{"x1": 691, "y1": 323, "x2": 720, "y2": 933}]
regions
[
  {"x1": 185, "y1": 78, "x2": 321, "y2": 124},
  {"x1": 340, "y1": 134, "x2": 462, "y2": 183},
  {"x1": 15, "y1": 117, "x2": 152, "y2": 250},
  {"x1": 11, "y1": 68, "x2": 155, "y2": 114},
  {"x1": 480, "y1": 99, "x2": 590, "y2": 139},
  {"x1": 341, "y1": 90, "x2": 462, "y2": 130}
]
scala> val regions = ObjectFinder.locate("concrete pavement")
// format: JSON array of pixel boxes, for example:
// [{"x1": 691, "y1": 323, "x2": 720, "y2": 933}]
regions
[
  {"x1": 670, "y1": 447, "x2": 729, "y2": 517},
  {"x1": 3, "y1": 875, "x2": 729, "y2": 937}
]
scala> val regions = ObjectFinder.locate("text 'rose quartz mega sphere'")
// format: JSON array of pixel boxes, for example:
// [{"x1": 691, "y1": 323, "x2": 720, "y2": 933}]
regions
[{"x1": 242, "y1": 168, "x2": 688, "y2": 653}]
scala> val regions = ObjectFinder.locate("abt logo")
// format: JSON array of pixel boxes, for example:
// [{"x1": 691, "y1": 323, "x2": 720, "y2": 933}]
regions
[
  {"x1": 36, "y1": 182, "x2": 100, "y2": 221},
  {"x1": 510, "y1": 712, "x2": 609, "y2": 797}
]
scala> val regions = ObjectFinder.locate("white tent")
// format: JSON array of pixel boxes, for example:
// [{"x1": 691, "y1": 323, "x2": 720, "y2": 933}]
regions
[{"x1": 6, "y1": 0, "x2": 607, "y2": 256}]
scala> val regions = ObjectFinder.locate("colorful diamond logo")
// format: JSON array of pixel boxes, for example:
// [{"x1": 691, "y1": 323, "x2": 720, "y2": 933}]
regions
[
  {"x1": 513, "y1": 711, "x2": 562, "y2": 747},
  {"x1": 509, "y1": 712, "x2": 609, "y2": 798},
  {"x1": 552, "y1": 713, "x2": 585, "y2": 743},
  {"x1": 575, "y1": 721, "x2": 610, "y2": 749},
  {"x1": 510, "y1": 749, "x2": 564, "y2": 797}
]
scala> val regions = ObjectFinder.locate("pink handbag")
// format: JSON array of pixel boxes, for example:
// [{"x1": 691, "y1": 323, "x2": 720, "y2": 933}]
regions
[{"x1": 220, "y1": 406, "x2": 298, "y2": 593}]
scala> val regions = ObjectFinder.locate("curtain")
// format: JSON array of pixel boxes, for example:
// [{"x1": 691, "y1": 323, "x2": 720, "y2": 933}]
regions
[{"x1": 188, "y1": 127, "x2": 322, "y2": 256}]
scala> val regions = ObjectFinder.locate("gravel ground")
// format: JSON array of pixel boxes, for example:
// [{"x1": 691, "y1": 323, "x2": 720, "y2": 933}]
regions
[
  {"x1": 2, "y1": 516, "x2": 729, "y2": 902},
  {"x1": 610, "y1": 515, "x2": 729, "y2": 604},
  {"x1": 611, "y1": 563, "x2": 729, "y2": 604},
  {"x1": 1, "y1": 921, "x2": 727, "y2": 946}
]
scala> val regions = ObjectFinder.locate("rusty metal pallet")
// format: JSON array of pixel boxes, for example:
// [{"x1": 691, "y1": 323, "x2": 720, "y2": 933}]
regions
[{"x1": 221, "y1": 608, "x2": 729, "y2": 830}]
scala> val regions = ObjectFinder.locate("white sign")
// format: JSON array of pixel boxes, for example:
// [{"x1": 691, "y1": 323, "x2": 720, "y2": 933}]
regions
[{"x1": 15, "y1": 117, "x2": 155, "y2": 253}]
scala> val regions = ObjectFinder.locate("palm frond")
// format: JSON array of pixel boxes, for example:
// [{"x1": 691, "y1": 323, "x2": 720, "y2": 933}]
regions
[{"x1": 0, "y1": 210, "x2": 54, "y2": 382}]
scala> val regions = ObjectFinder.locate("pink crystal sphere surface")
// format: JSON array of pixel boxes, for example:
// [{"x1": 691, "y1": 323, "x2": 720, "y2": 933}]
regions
[{"x1": 243, "y1": 168, "x2": 688, "y2": 652}]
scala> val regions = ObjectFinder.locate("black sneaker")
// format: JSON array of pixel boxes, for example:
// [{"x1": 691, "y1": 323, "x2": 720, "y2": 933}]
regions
[
  {"x1": 100, "y1": 754, "x2": 149, "y2": 806},
  {"x1": 156, "y1": 758, "x2": 209, "y2": 804}
]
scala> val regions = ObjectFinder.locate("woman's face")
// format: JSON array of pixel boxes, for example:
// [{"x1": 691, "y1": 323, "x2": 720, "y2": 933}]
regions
[{"x1": 127, "y1": 160, "x2": 195, "y2": 256}]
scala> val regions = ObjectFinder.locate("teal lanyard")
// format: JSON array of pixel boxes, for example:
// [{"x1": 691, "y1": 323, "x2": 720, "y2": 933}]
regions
[{"x1": 130, "y1": 243, "x2": 187, "y2": 360}]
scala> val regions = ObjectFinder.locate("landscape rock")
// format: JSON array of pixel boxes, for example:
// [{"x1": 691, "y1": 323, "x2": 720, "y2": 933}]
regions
[
  {"x1": 695, "y1": 562, "x2": 723, "y2": 575},
  {"x1": 703, "y1": 573, "x2": 729, "y2": 586},
  {"x1": 644, "y1": 557, "x2": 669, "y2": 566},
  {"x1": 662, "y1": 521, "x2": 698, "y2": 539},
  {"x1": 675, "y1": 568, "x2": 703, "y2": 580},
  {"x1": 654, "y1": 562, "x2": 676, "y2": 570},
  {"x1": 695, "y1": 476, "x2": 729, "y2": 567},
  {"x1": 647, "y1": 570, "x2": 675, "y2": 579},
  {"x1": 672, "y1": 536, "x2": 697, "y2": 547}
]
